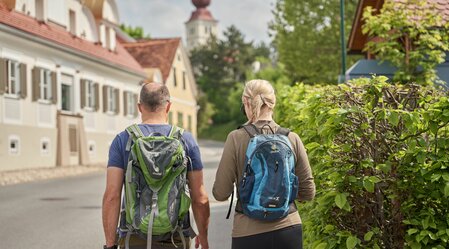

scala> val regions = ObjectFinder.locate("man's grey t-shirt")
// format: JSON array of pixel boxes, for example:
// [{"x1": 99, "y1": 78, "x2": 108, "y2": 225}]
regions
[{"x1": 107, "y1": 124, "x2": 203, "y2": 171}]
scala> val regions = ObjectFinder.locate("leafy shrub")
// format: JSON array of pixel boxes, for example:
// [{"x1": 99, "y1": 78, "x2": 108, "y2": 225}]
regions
[{"x1": 277, "y1": 76, "x2": 449, "y2": 248}]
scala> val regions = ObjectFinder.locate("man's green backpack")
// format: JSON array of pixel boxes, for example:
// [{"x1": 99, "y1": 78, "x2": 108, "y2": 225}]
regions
[{"x1": 121, "y1": 124, "x2": 192, "y2": 249}]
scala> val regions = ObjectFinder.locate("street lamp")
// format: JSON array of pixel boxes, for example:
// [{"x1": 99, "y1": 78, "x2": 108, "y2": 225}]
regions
[{"x1": 339, "y1": 0, "x2": 347, "y2": 83}]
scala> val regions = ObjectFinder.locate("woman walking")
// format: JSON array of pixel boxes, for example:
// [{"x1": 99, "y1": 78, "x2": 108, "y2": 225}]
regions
[{"x1": 212, "y1": 79, "x2": 315, "y2": 249}]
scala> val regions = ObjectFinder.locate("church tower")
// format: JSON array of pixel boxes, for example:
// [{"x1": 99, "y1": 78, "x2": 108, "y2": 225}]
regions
[{"x1": 185, "y1": 0, "x2": 218, "y2": 51}]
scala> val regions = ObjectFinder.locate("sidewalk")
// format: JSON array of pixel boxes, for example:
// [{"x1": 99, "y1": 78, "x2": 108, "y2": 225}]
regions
[
  {"x1": 0, "y1": 165, "x2": 104, "y2": 186},
  {"x1": 0, "y1": 139, "x2": 224, "y2": 187}
]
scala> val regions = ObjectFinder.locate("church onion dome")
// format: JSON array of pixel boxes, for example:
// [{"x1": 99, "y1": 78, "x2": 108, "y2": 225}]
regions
[{"x1": 188, "y1": 0, "x2": 216, "y2": 22}]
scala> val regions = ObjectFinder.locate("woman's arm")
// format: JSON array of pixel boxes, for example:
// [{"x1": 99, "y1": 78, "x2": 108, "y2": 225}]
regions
[
  {"x1": 294, "y1": 135, "x2": 316, "y2": 201},
  {"x1": 213, "y1": 132, "x2": 238, "y2": 201}
]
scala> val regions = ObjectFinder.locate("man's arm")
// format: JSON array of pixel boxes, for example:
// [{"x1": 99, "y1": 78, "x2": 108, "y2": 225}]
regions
[
  {"x1": 102, "y1": 167, "x2": 124, "y2": 247},
  {"x1": 188, "y1": 170, "x2": 210, "y2": 249}
]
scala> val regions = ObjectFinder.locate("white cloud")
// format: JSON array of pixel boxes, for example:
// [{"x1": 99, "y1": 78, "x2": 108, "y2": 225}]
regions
[{"x1": 116, "y1": 0, "x2": 274, "y2": 43}]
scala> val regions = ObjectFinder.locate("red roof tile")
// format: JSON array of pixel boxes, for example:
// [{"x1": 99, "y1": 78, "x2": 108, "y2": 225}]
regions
[
  {"x1": 0, "y1": 3, "x2": 145, "y2": 76},
  {"x1": 123, "y1": 38, "x2": 181, "y2": 82}
]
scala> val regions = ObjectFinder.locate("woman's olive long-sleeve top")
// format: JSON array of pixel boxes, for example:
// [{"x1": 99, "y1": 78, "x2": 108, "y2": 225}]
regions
[{"x1": 212, "y1": 120, "x2": 316, "y2": 237}]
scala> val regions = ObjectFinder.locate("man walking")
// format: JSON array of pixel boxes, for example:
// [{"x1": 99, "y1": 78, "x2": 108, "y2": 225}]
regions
[{"x1": 102, "y1": 82, "x2": 210, "y2": 249}]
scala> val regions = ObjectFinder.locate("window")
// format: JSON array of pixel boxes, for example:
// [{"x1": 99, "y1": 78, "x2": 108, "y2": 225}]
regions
[
  {"x1": 9, "y1": 135, "x2": 20, "y2": 155},
  {"x1": 190, "y1": 28, "x2": 195, "y2": 35},
  {"x1": 7, "y1": 60, "x2": 21, "y2": 96},
  {"x1": 182, "y1": 71, "x2": 186, "y2": 90},
  {"x1": 107, "y1": 86, "x2": 116, "y2": 113},
  {"x1": 61, "y1": 84, "x2": 72, "y2": 111},
  {"x1": 40, "y1": 69, "x2": 52, "y2": 101},
  {"x1": 85, "y1": 80, "x2": 95, "y2": 109},
  {"x1": 125, "y1": 91, "x2": 136, "y2": 117},
  {"x1": 188, "y1": 115, "x2": 192, "y2": 132},
  {"x1": 168, "y1": 111, "x2": 173, "y2": 124},
  {"x1": 177, "y1": 112, "x2": 183, "y2": 128},
  {"x1": 105, "y1": 26, "x2": 111, "y2": 49},
  {"x1": 69, "y1": 9, "x2": 76, "y2": 35},
  {"x1": 205, "y1": 26, "x2": 208, "y2": 34},
  {"x1": 173, "y1": 68, "x2": 177, "y2": 87}
]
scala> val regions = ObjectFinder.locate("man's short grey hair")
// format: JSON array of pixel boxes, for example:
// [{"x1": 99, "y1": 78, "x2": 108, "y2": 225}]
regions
[{"x1": 139, "y1": 83, "x2": 170, "y2": 112}]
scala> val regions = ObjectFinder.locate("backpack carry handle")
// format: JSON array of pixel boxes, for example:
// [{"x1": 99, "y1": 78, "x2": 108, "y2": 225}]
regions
[{"x1": 260, "y1": 124, "x2": 275, "y2": 134}]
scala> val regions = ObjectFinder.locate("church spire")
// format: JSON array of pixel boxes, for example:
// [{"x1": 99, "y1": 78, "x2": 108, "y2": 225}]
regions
[{"x1": 185, "y1": 0, "x2": 218, "y2": 51}]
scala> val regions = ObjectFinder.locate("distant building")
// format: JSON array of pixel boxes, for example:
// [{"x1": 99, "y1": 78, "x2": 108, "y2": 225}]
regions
[
  {"x1": 185, "y1": 0, "x2": 218, "y2": 52},
  {"x1": 346, "y1": 0, "x2": 449, "y2": 84},
  {"x1": 0, "y1": 0, "x2": 146, "y2": 171},
  {"x1": 124, "y1": 38, "x2": 199, "y2": 138}
]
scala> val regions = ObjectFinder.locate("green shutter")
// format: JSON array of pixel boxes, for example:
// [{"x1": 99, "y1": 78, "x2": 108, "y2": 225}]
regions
[
  {"x1": 123, "y1": 91, "x2": 128, "y2": 116},
  {"x1": 133, "y1": 94, "x2": 138, "y2": 117},
  {"x1": 20, "y1": 63, "x2": 27, "y2": 99},
  {"x1": 32, "y1": 67, "x2": 40, "y2": 101},
  {"x1": 80, "y1": 79, "x2": 86, "y2": 109},
  {"x1": 51, "y1": 71, "x2": 57, "y2": 104},
  {"x1": 102, "y1": 85, "x2": 107, "y2": 113},
  {"x1": 0, "y1": 58, "x2": 7, "y2": 95},
  {"x1": 115, "y1": 88, "x2": 120, "y2": 115},
  {"x1": 94, "y1": 83, "x2": 100, "y2": 111}
]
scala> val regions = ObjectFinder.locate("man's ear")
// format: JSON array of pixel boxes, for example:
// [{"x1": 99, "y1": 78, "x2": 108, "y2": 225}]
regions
[
  {"x1": 166, "y1": 102, "x2": 172, "y2": 113},
  {"x1": 138, "y1": 103, "x2": 143, "y2": 113}
]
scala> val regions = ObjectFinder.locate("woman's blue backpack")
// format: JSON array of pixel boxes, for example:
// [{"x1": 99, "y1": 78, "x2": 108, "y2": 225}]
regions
[{"x1": 227, "y1": 124, "x2": 299, "y2": 221}]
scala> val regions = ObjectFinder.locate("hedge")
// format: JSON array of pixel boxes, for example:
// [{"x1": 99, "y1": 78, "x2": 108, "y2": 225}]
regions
[{"x1": 277, "y1": 76, "x2": 449, "y2": 248}]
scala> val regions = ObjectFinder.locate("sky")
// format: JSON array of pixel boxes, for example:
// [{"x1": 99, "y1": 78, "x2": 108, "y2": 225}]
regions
[{"x1": 116, "y1": 0, "x2": 276, "y2": 44}]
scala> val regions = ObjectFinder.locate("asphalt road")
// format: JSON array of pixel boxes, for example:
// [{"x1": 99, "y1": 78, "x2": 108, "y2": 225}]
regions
[{"x1": 0, "y1": 140, "x2": 232, "y2": 249}]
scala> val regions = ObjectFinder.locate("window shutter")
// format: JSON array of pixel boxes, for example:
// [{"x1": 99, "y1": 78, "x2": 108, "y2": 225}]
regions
[
  {"x1": 32, "y1": 67, "x2": 40, "y2": 101},
  {"x1": 20, "y1": 63, "x2": 27, "y2": 99},
  {"x1": 94, "y1": 83, "x2": 100, "y2": 111},
  {"x1": 123, "y1": 91, "x2": 128, "y2": 117},
  {"x1": 102, "y1": 85, "x2": 107, "y2": 113},
  {"x1": 114, "y1": 88, "x2": 120, "y2": 115},
  {"x1": 51, "y1": 71, "x2": 57, "y2": 104},
  {"x1": 133, "y1": 94, "x2": 138, "y2": 117},
  {"x1": 0, "y1": 58, "x2": 6, "y2": 95},
  {"x1": 80, "y1": 79, "x2": 86, "y2": 109}
]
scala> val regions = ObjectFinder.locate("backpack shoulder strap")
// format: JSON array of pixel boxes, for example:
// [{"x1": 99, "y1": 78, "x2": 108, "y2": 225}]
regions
[
  {"x1": 240, "y1": 124, "x2": 260, "y2": 138},
  {"x1": 125, "y1": 124, "x2": 144, "y2": 151},
  {"x1": 169, "y1": 125, "x2": 184, "y2": 140},
  {"x1": 276, "y1": 127, "x2": 290, "y2": 136}
]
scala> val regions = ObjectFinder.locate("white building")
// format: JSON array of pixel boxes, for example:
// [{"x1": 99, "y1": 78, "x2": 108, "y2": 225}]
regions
[
  {"x1": 0, "y1": 0, "x2": 146, "y2": 171},
  {"x1": 185, "y1": 0, "x2": 218, "y2": 52}
]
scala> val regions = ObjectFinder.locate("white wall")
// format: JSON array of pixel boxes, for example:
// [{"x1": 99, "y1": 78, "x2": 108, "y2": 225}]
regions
[{"x1": 0, "y1": 23, "x2": 143, "y2": 170}]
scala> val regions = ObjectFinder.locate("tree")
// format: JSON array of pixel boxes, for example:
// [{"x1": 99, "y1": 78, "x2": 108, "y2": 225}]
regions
[
  {"x1": 120, "y1": 24, "x2": 150, "y2": 39},
  {"x1": 363, "y1": 0, "x2": 449, "y2": 85},
  {"x1": 190, "y1": 25, "x2": 271, "y2": 125},
  {"x1": 270, "y1": 0, "x2": 358, "y2": 84}
]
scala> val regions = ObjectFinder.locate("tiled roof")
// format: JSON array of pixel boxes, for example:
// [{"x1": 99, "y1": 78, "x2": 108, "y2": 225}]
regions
[
  {"x1": 123, "y1": 38, "x2": 181, "y2": 82},
  {"x1": 348, "y1": 0, "x2": 449, "y2": 54},
  {"x1": 393, "y1": 0, "x2": 449, "y2": 24},
  {"x1": 0, "y1": 3, "x2": 145, "y2": 76}
]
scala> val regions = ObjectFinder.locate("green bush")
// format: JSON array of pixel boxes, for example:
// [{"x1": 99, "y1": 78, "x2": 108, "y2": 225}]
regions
[{"x1": 277, "y1": 76, "x2": 449, "y2": 248}]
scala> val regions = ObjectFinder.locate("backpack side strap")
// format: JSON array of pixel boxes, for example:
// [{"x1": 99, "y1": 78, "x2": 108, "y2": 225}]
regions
[
  {"x1": 241, "y1": 124, "x2": 260, "y2": 138},
  {"x1": 276, "y1": 127, "x2": 291, "y2": 136},
  {"x1": 169, "y1": 125, "x2": 184, "y2": 140},
  {"x1": 125, "y1": 124, "x2": 144, "y2": 151}
]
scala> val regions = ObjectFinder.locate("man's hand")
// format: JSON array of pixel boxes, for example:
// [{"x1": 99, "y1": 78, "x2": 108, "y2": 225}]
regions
[
  {"x1": 188, "y1": 170, "x2": 210, "y2": 249},
  {"x1": 102, "y1": 167, "x2": 124, "y2": 247},
  {"x1": 195, "y1": 234, "x2": 209, "y2": 249}
]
